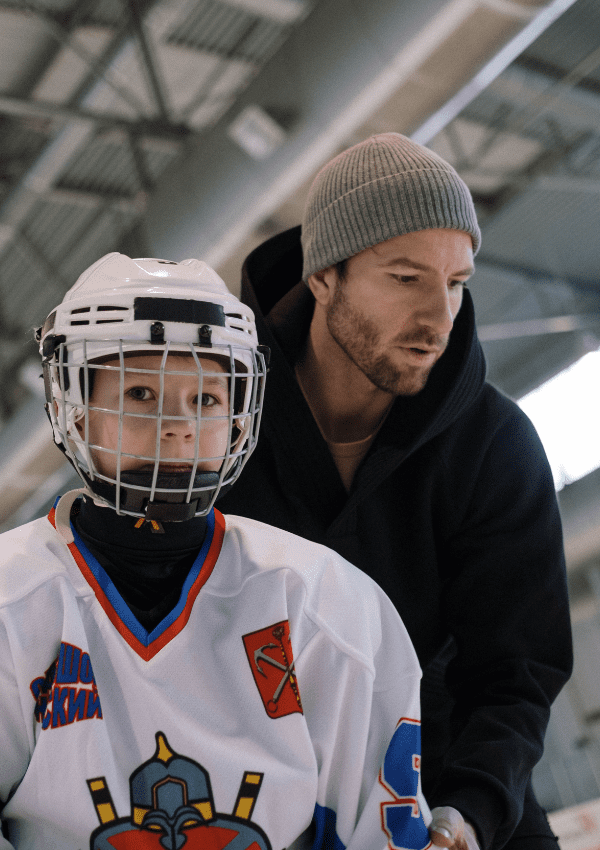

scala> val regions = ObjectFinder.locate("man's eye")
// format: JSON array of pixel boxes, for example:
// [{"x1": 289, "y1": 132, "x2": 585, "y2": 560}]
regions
[
  {"x1": 394, "y1": 274, "x2": 418, "y2": 283},
  {"x1": 450, "y1": 280, "x2": 469, "y2": 290},
  {"x1": 201, "y1": 394, "x2": 216, "y2": 407},
  {"x1": 127, "y1": 387, "x2": 153, "y2": 401}
]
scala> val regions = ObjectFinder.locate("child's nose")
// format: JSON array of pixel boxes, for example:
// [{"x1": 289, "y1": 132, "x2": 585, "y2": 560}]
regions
[{"x1": 161, "y1": 398, "x2": 196, "y2": 438}]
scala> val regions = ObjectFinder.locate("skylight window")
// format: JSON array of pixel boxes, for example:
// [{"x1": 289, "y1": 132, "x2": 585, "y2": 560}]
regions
[{"x1": 518, "y1": 347, "x2": 600, "y2": 491}]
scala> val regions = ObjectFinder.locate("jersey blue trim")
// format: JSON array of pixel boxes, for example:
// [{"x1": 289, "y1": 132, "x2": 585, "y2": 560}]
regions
[
  {"x1": 70, "y1": 509, "x2": 216, "y2": 648},
  {"x1": 146, "y1": 510, "x2": 215, "y2": 642},
  {"x1": 311, "y1": 803, "x2": 346, "y2": 850}
]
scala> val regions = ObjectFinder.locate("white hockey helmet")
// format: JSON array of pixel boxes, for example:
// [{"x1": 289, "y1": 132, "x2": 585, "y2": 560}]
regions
[{"x1": 38, "y1": 253, "x2": 268, "y2": 521}]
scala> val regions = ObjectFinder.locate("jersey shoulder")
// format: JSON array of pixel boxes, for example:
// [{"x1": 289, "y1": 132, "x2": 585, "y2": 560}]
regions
[
  {"x1": 0, "y1": 516, "x2": 75, "y2": 607},
  {"x1": 220, "y1": 513, "x2": 418, "y2": 678},
  {"x1": 221, "y1": 512, "x2": 380, "y2": 594}
]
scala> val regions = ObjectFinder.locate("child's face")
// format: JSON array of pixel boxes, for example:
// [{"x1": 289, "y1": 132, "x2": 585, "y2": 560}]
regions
[{"x1": 76, "y1": 353, "x2": 230, "y2": 478}]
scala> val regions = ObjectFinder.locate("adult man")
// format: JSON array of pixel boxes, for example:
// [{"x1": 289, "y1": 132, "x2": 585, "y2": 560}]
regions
[{"x1": 218, "y1": 133, "x2": 573, "y2": 850}]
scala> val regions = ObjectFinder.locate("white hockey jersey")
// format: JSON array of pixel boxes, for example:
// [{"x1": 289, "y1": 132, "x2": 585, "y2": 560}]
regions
[{"x1": 0, "y1": 491, "x2": 431, "y2": 850}]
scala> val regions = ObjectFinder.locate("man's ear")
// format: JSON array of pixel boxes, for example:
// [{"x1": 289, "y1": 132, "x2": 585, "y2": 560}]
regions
[{"x1": 306, "y1": 266, "x2": 339, "y2": 306}]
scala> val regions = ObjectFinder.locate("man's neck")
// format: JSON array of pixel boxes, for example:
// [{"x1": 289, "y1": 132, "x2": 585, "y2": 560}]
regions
[{"x1": 296, "y1": 309, "x2": 394, "y2": 444}]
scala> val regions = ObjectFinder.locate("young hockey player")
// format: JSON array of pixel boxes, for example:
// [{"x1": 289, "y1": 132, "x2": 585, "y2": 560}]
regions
[{"x1": 0, "y1": 253, "x2": 432, "y2": 850}]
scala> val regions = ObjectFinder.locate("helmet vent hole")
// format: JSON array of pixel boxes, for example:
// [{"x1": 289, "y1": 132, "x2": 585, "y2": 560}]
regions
[
  {"x1": 69, "y1": 305, "x2": 129, "y2": 326},
  {"x1": 226, "y1": 312, "x2": 252, "y2": 335}
]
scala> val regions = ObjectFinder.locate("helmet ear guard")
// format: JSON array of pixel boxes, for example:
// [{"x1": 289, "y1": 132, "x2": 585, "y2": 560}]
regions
[{"x1": 38, "y1": 254, "x2": 268, "y2": 522}]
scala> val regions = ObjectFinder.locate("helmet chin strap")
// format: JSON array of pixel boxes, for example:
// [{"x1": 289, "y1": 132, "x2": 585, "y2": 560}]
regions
[
  {"x1": 82, "y1": 470, "x2": 221, "y2": 522},
  {"x1": 54, "y1": 488, "x2": 89, "y2": 544}
]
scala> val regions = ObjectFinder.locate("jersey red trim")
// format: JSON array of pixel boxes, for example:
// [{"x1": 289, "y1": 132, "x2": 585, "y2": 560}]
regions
[{"x1": 48, "y1": 506, "x2": 226, "y2": 662}]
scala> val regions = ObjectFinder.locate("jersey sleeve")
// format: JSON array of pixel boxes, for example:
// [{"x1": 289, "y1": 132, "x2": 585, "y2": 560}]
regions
[
  {"x1": 0, "y1": 619, "x2": 31, "y2": 850},
  {"x1": 295, "y1": 583, "x2": 432, "y2": 850}
]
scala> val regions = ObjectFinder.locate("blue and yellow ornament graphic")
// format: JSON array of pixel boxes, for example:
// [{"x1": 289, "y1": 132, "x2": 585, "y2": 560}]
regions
[{"x1": 87, "y1": 732, "x2": 271, "y2": 850}]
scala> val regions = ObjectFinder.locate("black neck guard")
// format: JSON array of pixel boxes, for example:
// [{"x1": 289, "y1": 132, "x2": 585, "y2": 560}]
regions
[
  {"x1": 74, "y1": 495, "x2": 209, "y2": 553},
  {"x1": 72, "y1": 496, "x2": 209, "y2": 631}
]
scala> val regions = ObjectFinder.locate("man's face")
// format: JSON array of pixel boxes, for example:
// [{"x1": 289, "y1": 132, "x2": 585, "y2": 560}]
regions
[
  {"x1": 324, "y1": 229, "x2": 474, "y2": 395},
  {"x1": 77, "y1": 353, "x2": 230, "y2": 479}
]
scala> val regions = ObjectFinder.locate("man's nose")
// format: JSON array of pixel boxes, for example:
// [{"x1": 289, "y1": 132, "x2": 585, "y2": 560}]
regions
[{"x1": 416, "y1": 285, "x2": 456, "y2": 336}]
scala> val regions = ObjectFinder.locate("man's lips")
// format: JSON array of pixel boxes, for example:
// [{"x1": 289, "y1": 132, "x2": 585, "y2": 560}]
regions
[
  {"x1": 395, "y1": 332, "x2": 447, "y2": 354},
  {"x1": 399, "y1": 345, "x2": 442, "y2": 358}
]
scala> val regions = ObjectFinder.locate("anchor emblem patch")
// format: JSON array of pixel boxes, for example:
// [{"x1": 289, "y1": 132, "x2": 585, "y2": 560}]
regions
[{"x1": 242, "y1": 621, "x2": 303, "y2": 719}]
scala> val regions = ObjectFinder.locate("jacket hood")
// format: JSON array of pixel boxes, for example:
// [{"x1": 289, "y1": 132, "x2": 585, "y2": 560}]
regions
[{"x1": 240, "y1": 225, "x2": 487, "y2": 463}]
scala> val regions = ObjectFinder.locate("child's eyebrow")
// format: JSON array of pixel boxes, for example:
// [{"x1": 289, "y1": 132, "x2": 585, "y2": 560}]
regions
[
  {"x1": 199, "y1": 374, "x2": 229, "y2": 389},
  {"x1": 120, "y1": 368, "x2": 228, "y2": 385}
]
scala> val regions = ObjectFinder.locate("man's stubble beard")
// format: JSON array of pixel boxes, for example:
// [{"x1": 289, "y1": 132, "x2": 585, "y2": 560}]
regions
[{"x1": 325, "y1": 278, "x2": 446, "y2": 397}]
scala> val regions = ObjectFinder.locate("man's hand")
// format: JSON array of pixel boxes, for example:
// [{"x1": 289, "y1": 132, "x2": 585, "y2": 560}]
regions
[{"x1": 429, "y1": 806, "x2": 480, "y2": 850}]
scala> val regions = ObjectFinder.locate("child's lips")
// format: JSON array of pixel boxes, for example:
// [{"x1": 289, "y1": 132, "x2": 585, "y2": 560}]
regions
[{"x1": 137, "y1": 463, "x2": 195, "y2": 473}]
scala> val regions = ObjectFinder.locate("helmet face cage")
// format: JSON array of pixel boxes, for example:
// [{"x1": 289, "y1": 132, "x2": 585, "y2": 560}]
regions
[
  {"x1": 38, "y1": 253, "x2": 268, "y2": 522},
  {"x1": 44, "y1": 337, "x2": 266, "y2": 520}
]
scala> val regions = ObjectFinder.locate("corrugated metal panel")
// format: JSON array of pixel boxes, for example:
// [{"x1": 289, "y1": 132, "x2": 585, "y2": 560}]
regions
[
  {"x1": 23, "y1": 197, "x2": 100, "y2": 266},
  {"x1": 0, "y1": 204, "x2": 136, "y2": 330},
  {"x1": 0, "y1": 241, "x2": 56, "y2": 329},
  {"x1": 519, "y1": 0, "x2": 600, "y2": 85},
  {"x1": 468, "y1": 258, "x2": 597, "y2": 396},
  {"x1": 82, "y1": 0, "x2": 130, "y2": 27},
  {"x1": 0, "y1": 0, "x2": 311, "y2": 353},
  {"x1": 480, "y1": 179, "x2": 600, "y2": 282},
  {"x1": 0, "y1": 0, "x2": 74, "y2": 12},
  {"x1": 56, "y1": 132, "x2": 181, "y2": 197},
  {"x1": 167, "y1": 0, "x2": 284, "y2": 63},
  {"x1": 0, "y1": 118, "x2": 52, "y2": 182},
  {"x1": 0, "y1": 8, "x2": 58, "y2": 96},
  {"x1": 58, "y1": 131, "x2": 138, "y2": 195},
  {"x1": 58, "y1": 207, "x2": 136, "y2": 282},
  {"x1": 0, "y1": 182, "x2": 138, "y2": 331},
  {"x1": 228, "y1": 15, "x2": 285, "y2": 63}
]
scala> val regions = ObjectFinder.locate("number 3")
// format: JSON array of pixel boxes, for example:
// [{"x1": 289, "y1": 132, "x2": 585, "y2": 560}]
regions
[{"x1": 380, "y1": 718, "x2": 431, "y2": 850}]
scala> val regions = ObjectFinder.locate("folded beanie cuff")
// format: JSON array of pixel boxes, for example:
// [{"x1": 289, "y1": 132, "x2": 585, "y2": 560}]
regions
[{"x1": 301, "y1": 133, "x2": 480, "y2": 280}]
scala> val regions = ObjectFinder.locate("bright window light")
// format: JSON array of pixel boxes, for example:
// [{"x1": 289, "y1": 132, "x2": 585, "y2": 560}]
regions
[{"x1": 518, "y1": 347, "x2": 600, "y2": 491}]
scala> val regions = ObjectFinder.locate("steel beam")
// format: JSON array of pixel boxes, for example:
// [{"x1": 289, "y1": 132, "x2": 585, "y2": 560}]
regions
[
  {"x1": 127, "y1": 0, "x2": 172, "y2": 121},
  {"x1": 0, "y1": 93, "x2": 191, "y2": 141},
  {"x1": 478, "y1": 313, "x2": 600, "y2": 341}
]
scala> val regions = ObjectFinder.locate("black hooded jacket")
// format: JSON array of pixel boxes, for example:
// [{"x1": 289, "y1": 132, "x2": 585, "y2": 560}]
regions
[{"x1": 218, "y1": 226, "x2": 573, "y2": 849}]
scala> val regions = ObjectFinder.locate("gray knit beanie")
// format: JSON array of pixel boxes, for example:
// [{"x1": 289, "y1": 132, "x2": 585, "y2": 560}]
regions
[{"x1": 301, "y1": 132, "x2": 481, "y2": 280}]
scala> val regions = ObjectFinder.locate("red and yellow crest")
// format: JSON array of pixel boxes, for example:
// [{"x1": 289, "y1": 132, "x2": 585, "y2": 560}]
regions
[{"x1": 243, "y1": 621, "x2": 303, "y2": 719}]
